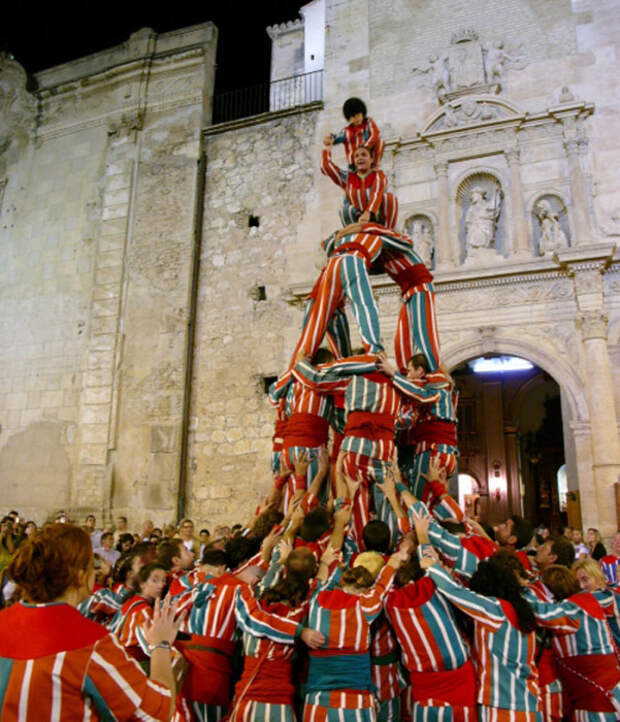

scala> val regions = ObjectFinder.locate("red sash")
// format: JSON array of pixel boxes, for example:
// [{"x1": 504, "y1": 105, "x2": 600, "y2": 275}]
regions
[
  {"x1": 393, "y1": 264, "x2": 433, "y2": 291},
  {"x1": 409, "y1": 659, "x2": 476, "y2": 707},
  {"x1": 283, "y1": 413, "x2": 329, "y2": 449},
  {"x1": 557, "y1": 653, "x2": 620, "y2": 712},
  {"x1": 272, "y1": 418, "x2": 288, "y2": 450},
  {"x1": 233, "y1": 654, "x2": 295, "y2": 706},
  {"x1": 335, "y1": 242, "x2": 373, "y2": 270},
  {"x1": 176, "y1": 635, "x2": 236, "y2": 706},
  {"x1": 410, "y1": 420, "x2": 457, "y2": 447},
  {"x1": 538, "y1": 647, "x2": 559, "y2": 687},
  {"x1": 345, "y1": 411, "x2": 395, "y2": 444}
]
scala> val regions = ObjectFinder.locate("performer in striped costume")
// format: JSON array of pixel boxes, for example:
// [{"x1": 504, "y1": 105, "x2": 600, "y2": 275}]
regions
[
  {"x1": 303, "y1": 546, "x2": 409, "y2": 721},
  {"x1": 0, "y1": 523, "x2": 178, "y2": 721},
  {"x1": 292, "y1": 354, "x2": 441, "y2": 545},
  {"x1": 328, "y1": 97, "x2": 385, "y2": 170},
  {"x1": 540, "y1": 564, "x2": 620, "y2": 722},
  {"x1": 229, "y1": 548, "x2": 325, "y2": 721},
  {"x1": 321, "y1": 144, "x2": 398, "y2": 228},
  {"x1": 384, "y1": 554, "x2": 477, "y2": 722}
]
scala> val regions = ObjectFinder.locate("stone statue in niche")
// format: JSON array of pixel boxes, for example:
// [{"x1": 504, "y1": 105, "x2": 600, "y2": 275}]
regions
[
  {"x1": 465, "y1": 186, "x2": 503, "y2": 249},
  {"x1": 485, "y1": 41, "x2": 515, "y2": 85},
  {"x1": 407, "y1": 217, "x2": 434, "y2": 267},
  {"x1": 536, "y1": 200, "x2": 568, "y2": 255}
]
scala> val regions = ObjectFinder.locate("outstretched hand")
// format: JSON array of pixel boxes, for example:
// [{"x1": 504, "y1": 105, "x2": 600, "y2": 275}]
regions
[
  {"x1": 375, "y1": 353, "x2": 396, "y2": 378},
  {"x1": 143, "y1": 596, "x2": 185, "y2": 647}
]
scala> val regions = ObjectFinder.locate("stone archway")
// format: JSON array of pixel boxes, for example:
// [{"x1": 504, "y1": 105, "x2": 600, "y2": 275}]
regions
[{"x1": 442, "y1": 334, "x2": 595, "y2": 527}]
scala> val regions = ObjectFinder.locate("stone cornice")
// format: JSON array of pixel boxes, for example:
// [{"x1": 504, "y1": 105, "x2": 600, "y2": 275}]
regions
[
  {"x1": 285, "y1": 256, "x2": 620, "y2": 303},
  {"x1": 266, "y1": 20, "x2": 303, "y2": 40},
  {"x1": 203, "y1": 101, "x2": 323, "y2": 136}
]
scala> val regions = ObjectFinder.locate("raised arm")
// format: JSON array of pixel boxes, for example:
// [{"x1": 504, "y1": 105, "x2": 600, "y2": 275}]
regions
[{"x1": 321, "y1": 147, "x2": 347, "y2": 189}]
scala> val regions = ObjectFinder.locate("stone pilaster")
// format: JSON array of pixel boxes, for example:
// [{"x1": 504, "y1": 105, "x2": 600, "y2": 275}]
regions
[
  {"x1": 434, "y1": 160, "x2": 454, "y2": 268},
  {"x1": 505, "y1": 147, "x2": 530, "y2": 255},
  {"x1": 563, "y1": 135, "x2": 591, "y2": 246}
]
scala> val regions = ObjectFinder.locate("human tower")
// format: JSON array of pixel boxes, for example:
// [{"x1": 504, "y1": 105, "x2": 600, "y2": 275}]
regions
[{"x1": 269, "y1": 97, "x2": 461, "y2": 539}]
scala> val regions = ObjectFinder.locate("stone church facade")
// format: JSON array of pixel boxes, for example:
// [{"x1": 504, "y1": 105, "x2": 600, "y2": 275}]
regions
[{"x1": 1, "y1": 1, "x2": 619, "y2": 536}]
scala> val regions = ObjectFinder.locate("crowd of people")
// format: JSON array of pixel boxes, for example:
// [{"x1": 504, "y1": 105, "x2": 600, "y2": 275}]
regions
[{"x1": 2, "y1": 98, "x2": 620, "y2": 722}]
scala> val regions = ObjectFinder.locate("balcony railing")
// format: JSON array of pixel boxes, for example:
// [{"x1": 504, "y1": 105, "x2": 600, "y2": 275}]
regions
[{"x1": 212, "y1": 69, "x2": 323, "y2": 125}]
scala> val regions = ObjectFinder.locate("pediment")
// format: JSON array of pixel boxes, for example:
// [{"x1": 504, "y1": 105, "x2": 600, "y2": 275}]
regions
[{"x1": 421, "y1": 96, "x2": 523, "y2": 135}]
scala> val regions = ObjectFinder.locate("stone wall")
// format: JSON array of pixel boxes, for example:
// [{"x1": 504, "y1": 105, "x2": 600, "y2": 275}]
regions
[
  {"x1": 0, "y1": 25, "x2": 217, "y2": 527},
  {"x1": 186, "y1": 108, "x2": 321, "y2": 523}
]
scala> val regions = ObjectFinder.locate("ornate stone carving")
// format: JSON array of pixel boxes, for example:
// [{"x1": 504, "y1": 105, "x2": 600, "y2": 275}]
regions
[
  {"x1": 465, "y1": 185, "x2": 502, "y2": 251},
  {"x1": 577, "y1": 311, "x2": 608, "y2": 341},
  {"x1": 0, "y1": 53, "x2": 36, "y2": 156},
  {"x1": 535, "y1": 198, "x2": 569, "y2": 255},
  {"x1": 405, "y1": 215, "x2": 435, "y2": 267},
  {"x1": 107, "y1": 110, "x2": 144, "y2": 138},
  {"x1": 412, "y1": 32, "x2": 527, "y2": 103}
]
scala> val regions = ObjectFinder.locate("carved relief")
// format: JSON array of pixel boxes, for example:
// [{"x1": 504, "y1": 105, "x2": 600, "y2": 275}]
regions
[
  {"x1": 412, "y1": 30, "x2": 527, "y2": 103},
  {"x1": 533, "y1": 196, "x2": 570, "y2": 256},
  {"x1": 404, "y1": 214, "x2": 435, "y2": 267},
  {"x1": 0, "y1": 53, "x2": 36, "y2": 157},
  {"x1": 456, "y1": 173, "x2": 504, "y2": 263},
  {"x1": 577, "y1": 311, "x2": 608, "y2": 341}
]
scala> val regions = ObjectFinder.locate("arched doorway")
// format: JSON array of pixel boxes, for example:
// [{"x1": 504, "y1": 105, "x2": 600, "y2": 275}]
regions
[{"x1": 451, "y1": 354, "x2": 567, "y2": 528}]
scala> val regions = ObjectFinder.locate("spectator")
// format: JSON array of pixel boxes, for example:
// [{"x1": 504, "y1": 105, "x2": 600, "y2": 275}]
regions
[
  {"x1": 84, "y1": 514, "x2": 102, "y2": 548},
  {"x1": 177, "y1": 518, "x2": 200, "y2": 557},
  {"x1": 586, "y1": 527, "x2": 607, "y2": 561},
  {"x1": 0, "y1": 523, "x2": 181, "y2": 719},
  {"x1": 572, "y1": 528, "x2": 589, "y2": 559},
  {"x1": 141, "y1": 519, "x2": 154, "y2": 541},
  {"x1": 113, "y1": 516, "x2": 130, "y2": 546},
  {"x1": 116, "y1": 532, "x2": 135, "y2": 554},
  {"x1": 94, "y1": 531, "x2": 121, "y2": 567}
]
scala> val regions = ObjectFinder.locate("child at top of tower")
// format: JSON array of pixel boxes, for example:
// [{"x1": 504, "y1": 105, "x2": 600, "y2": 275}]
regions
[{"x1": 325, "y1": 97, "x2": 385, "y2": 170}]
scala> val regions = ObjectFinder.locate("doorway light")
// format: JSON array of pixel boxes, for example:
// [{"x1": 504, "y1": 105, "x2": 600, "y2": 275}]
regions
[{"x1": 469, "y1": 356, "x2": 534, "y2": 373}]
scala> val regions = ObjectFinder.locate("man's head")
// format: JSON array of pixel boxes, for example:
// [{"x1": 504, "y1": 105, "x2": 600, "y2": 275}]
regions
[
  {"x1": 142, "y1": 519, "x2": 154, "y2": 535},
  {"x1": 286, "y1": 546, "x2": 317, "y2": 580},
  {"x1": 561, "y1": 525, "x2": 573, "y2": 540},
  {"x1": 100, "y1": 532, "x2": 114, "y2": 550},
  {"x1": 116, "y1": 516, "x2": 127, "y2": 531},
  {"x1": 406, "y1": 354, "x2": 430, "y2": 381},
  {"x1": 199, "y1": 529, "x2": 210, "y2": 544},
  {"x1": 157, "y1": 538, "x2": 194, "y2": 572},
  {"x1": 535, "y1": 537, "x2": 575, "y2": 571},
  {"x1": 252, "y1": 509, "x2": 284, "y2": 540},
  {"x1": 178, "y1": 518, "x2": 194, "y2": 541},
  {"x1": 494, "y1": 516, "x2": 533, "y2": 550},
  {"x1": 342, "y1": 97, "x2": 367, "y2": 124},
  {"x1": 200, "y1": 547, "x2": 228, "y2": 575},
  {"x1": 362, "y1": 520, "x2": 391, "y2": 553},
  {"x1": 85, "y1": 515, "x2": 96, "y2": 532},
  {"x1": 353, "y1": 146, "x2": 373, "y2": 174},
  {"x1": 225, "y1": 535, "x2": 261, "y2": 570},
  {"x1": 313, "y1": 347, "x2": 335, "y2": 366}
]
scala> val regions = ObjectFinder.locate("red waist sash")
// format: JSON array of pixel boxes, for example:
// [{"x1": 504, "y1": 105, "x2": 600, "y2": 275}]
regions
[
  {"x1": 394, "y1": 264, "x2": 433, "y2": 291},
  {"x1": 409, "y1": 659, "x2": 476, "y2": 707},
  {"x1": 335, "y1": 241, "x2": 374, "y2": 270},
  {"x1": 410, "y1": 420, "x2": 457, "y2": 447},
  {"x1": 176, "y1": 635, "x2": 236, "y2": 706},
  {"x1": 233, "y1": 654, "x2": 295, "y2": 706},
  {"x1": 538, "y1": 647, "x2": 559, "y2": 687},
  {"x1": 272, "y1": 418, "x2": 288, "y2": 449},
  {"x1": 557, "y1": 653, "x2": 620, "y2": 712},
  {"x1": 345, "y1": 411, "x2": 395, "y2": 444},
  {"x1": 283, "y1": 413, "x2": 329, "y2": 449}
]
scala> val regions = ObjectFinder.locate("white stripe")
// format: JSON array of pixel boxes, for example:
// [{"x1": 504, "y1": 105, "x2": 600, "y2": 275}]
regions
[
  {"x1": 90, "y1": 650, "x2": 143, "y2": 707},
  {"x1": 18, "y1": 659, "x2": 33, "y2": 721},
  {"x1": 51, "y1": 651, "x2": 66, "y2": 720}
]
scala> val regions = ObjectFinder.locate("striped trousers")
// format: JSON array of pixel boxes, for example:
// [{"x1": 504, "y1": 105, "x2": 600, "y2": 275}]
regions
[
  {"x1": 394, "y1": 283, "x2": 441, "y2": 373},
  {"x1": 289, "y1": 253, "x2": 384, "y2": 367},
  {"x1": 406, "y1": 447, "x2": 458, "y2": 521}
]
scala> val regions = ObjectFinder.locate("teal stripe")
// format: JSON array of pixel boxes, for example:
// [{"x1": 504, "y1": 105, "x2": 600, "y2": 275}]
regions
[
  {"x1": 83, "y1": 674, "x2": 115, "y2": 721},
  {"x1": 0, "y1": 656, "x2": 14, "y2": 713}
]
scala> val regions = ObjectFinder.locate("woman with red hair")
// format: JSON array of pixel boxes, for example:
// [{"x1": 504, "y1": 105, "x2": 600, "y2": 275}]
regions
[{"x1": 0, "y1": 523, "x2": 181, "y2": 720}]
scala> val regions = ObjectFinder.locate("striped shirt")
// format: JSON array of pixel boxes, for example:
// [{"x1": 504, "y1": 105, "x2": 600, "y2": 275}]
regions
[
  {"x1": 600, "y1": 556, "x2": 620, "y2": 585},
  {"x1": 321, "y1": 149, "x2": 387, "y2": 218},
  {"x1": 428, "y1": 563, "x2": 579, "y2": 712},
  {"x1": 332, "y1": 117, "x2": 382, "y2": 168},
  {"x1": 293, "y1": 356, "x2": 440, "y2": 463},
  {"x1": 0, "y1": 601, "x2": 170, "y2": 721},
  {"x1": 385, "y1": 575, "x2": 470, "y2": 675},
  {"x1": 180, "y1": 574, "x2": 245, "y2": 640}
]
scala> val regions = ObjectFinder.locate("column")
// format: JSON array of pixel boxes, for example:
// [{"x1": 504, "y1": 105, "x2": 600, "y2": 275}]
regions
[
  {"x1": 505, "y1": 147, "x2": 530, "y2": 255},
  {"x1": 434, "y1": 160, "x2": 454, "y2": 268},
  {"x1": 577, "y1": 310, "x2": 620, "y2": 537},
  {"x1": 504, "y1": 426, "x2": 523, "y2": 516},
  {"x1": 563, "y1": 137, "x2": 591, "y2": 245}
]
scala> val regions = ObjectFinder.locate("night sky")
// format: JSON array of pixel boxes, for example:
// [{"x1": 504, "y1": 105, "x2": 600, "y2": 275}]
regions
[{"x1": 1, "y1": 3, "x2": 305, "y2": 93}]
